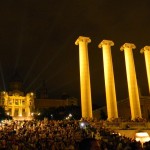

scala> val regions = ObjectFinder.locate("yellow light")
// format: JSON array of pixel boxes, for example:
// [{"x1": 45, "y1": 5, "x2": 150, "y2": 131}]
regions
[
  {"x1": 136, "y1": 132, "x2": 149, "y2": 137},
  {"x1": 135, "y1": 132, "x2": 150, "y2": 146}
]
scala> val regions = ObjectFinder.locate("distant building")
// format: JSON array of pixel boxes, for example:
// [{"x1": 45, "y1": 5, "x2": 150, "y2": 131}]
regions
[
  {"x1": 35, "y1": 97, "x2": 78, "y2": 111},
  {"x1": 0, "y1": 74, "x2": 78, "y2": 120},
  {"x1": 34, "y1": 81, "x2": 78, "y2": 111},
  {"x1": 0, "y1": 91, "x2": 35, "y2": 120},
  {"x1": 93, "y1": 95, "x2": 150, "y2": 120},
  {"x1": 35, "y1": 81, "x2": 78, "y2": 111},
  {"x1": 0, "y1": 72, "x2": 35, "y2": 120}
]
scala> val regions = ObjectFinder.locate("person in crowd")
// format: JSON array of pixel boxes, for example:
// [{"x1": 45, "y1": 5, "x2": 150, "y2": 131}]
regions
[
  {"x1": 79, "y1": 138, "x2": 100, "y2": 150},
  {"x1": 0, "y1": 118, "x2": 147, "y2": 150}
]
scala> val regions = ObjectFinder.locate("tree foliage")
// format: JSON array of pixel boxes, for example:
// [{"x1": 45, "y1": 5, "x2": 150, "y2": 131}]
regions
[{"x1": 34, "y1": 106, "x2": 81, "y2": 120}]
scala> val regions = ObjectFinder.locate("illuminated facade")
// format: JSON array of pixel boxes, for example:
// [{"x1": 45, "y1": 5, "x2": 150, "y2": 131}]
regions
[
  {"x1": 120, "y1": 43, "x2": 142, "y2": 120},
  {"x1": 140, "y1": 46, "x2": 150, "y2": 94},
  {"x1": 0, "y1": 91, "x2": 35, "y2": 120},
  {"x1": 0, "y1": 78, "x2": 78, "y2": 120},
  {"x1": 98, "y1": 40, "x2": 118, "y2": 120},
  {"x1": 0, "y1": 72, "x2": 35, "y2": 120},
  {"x1": 75, "y1": 36, "x2": 93, "y2": 118}
]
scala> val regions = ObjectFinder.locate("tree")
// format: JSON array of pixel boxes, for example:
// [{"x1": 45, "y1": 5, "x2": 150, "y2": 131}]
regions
[{"x1": 0, "y1": 106, "x2": 7, "y2": 120}]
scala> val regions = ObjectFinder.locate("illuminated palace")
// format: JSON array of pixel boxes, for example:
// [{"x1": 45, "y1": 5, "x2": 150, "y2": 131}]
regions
[
  {"x1": 0, "y1": 73, "x2": 35, "y2": 120},
  {"x1": 0, "y1": 73, "x2": 78, "y2": 120}
]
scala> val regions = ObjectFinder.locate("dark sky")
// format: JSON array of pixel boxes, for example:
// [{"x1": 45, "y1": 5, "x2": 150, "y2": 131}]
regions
[{"x1": 0, "y1": 0, "x2": 150, "y2": 106}]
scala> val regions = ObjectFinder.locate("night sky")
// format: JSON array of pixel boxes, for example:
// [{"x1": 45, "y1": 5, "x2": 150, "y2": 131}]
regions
[{"x1": 0, "y1": 0, "x2": 150, "y2": 106}]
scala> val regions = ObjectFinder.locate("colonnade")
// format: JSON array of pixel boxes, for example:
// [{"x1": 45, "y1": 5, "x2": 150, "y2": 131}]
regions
[{"x1": 75, "y1": 36, "x2": 150, "y2": 121}]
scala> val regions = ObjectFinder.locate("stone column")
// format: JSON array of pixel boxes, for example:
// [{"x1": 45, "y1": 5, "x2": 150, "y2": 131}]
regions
[
  {"x1": 12, "y1": 106, "x2": 14, "y2": 117},
  {"x1": 26, "y1": 96, "x2": 30, "y2": 117},
  {"x1": 26, "y1": 107, "x2": 30, "y2": 117},
  {"x1": 98, "y1": 40, "x2": 118, "y2": 120},
  {"x1": 12, "y1": 99, "x2": 15, "y2": 117},
  {"x1": 19, "y1": 108, "x2": 22, "y2": 116},
  {"x1": 75, "y1": 36, "x2": 93, "y2": 118},
  {"x1": 120, "y1": 43, "x2": 142, "y2": 120},
  {"x1": 140, "y1": 46, "x2": 150, "y2": 94},
  {"x1": 18, "y1": 99, "x2": 22, "y2": 116}
]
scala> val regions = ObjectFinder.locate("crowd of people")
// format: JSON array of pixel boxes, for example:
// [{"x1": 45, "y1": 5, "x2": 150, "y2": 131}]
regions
[{"x1": 0, "y1": 118, "x2": 149, "y2": 150}]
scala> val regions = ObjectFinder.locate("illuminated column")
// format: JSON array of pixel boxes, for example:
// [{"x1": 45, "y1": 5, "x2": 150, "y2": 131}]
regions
[
  {"x1": 98, "y1": 40, "x2": 118, "y2": 120},
  {"x1": 27, "y1": 107, "x2": 30, "y2": 117},
  {"x1": 75, "y1": 36, "x2": 93, "y2": 118},
  {"x1": 26, "y1": 93, "x2": 33, "y2": 117},
  {"x1": 19, "y1": 108, "x2": 22, "y2": 116},
  {"x1": 140, "y1": 46, "x2": 150, "y2": 94},
  {"x1": 11, "y1": 99, "x2": 15, "y2": 117},
  {"x1": 18, "y1": 99, "x2": 22, "y2": 116},
  {"x1": 12, "y1": 106, "x2": 14, "y2": 117},
  {"x1": 120, "y1": 43, "x2": 142, "y2": 120},
  {"x1": 25, "y1": 107, "x2": 30, "y2": 117}
]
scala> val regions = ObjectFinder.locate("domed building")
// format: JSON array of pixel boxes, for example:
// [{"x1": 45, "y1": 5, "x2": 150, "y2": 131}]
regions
[
  {"x1": 0, "y1": 72, "x2": 35, "y2": 120},
  {"x1": 0, "y1": 72, "x2": 79, "y2": 120}
]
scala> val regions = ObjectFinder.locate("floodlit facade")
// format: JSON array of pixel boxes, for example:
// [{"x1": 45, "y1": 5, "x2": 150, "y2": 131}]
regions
[
  {"x1": 0, "y1": 77, "x2": 79, "y2": 120},
  {"x1": 0, "y1": 91, "x2": 35, "y2": 120},
  {"x1": 0, "y1": 72, "x2": 35, "y2": 120}
]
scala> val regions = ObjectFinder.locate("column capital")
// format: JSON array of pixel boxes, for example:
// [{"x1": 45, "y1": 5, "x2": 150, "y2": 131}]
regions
[
  {"x1": 140, "y1": 46, "x2": 150, "y2": 53},
  {"x1": 75, "y1": 36, "x2": 91, "y2": 45},
  {"x1": 98, "y1": 40, "x2": 114, "y2": 48},
  {"x1": 120, "y1": 43, "x2": 136, "y2": 51}
]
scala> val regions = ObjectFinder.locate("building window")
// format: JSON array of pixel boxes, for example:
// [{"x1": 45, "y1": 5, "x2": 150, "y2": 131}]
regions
[
  {"x1": 8, "y1": 100, "x2": 12, "y2": 105},
  {"x1": 15, "y1": 100, "x2": 19, "y2": 105},
  {"x1": 22, "y1": 100, "x2": 25, "y2": 105},
  {"x1": 14, "y1": 109, "x2": 19, "y2": 116},
  {"x1": 22, "y1": 109, "x2": 25, "y2": 115},
  {"x1": 8, "y1": 108, "x2": 11, "y2": 116}
]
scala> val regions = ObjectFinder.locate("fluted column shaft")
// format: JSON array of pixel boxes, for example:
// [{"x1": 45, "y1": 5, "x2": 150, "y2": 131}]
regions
[
  {"x1": 98, "y1": 40, "x2": 118, "y2": 120},
  {"x1": 141, "y1": 46, "x2": 150, "y2": 94},
  {"x1": 75, "y1": 36, "x2": 93, "y2": 118},
  {"x1": 121, "y1": 43, "x2": 142, "y2": 120}
]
